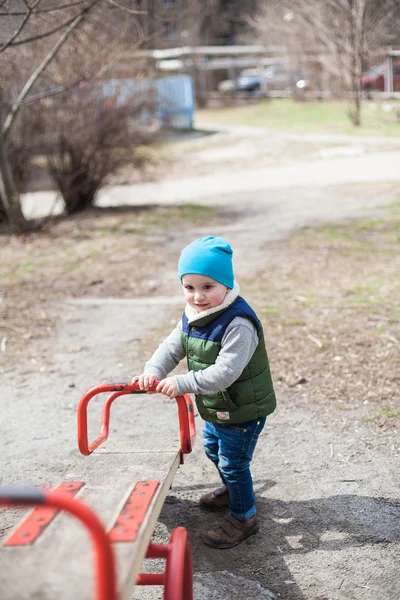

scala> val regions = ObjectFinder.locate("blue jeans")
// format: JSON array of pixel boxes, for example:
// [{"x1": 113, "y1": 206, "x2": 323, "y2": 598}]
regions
[{"x1": 202, "y1": 417, "x2": 266, "y2": 521}]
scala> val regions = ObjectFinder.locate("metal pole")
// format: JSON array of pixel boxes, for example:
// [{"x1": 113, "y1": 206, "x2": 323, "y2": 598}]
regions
[{"x1": 385, "y1": 50, "x2": 393, "y2": 94}]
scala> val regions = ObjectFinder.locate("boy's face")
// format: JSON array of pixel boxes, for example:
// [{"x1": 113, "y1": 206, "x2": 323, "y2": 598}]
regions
[{"x1": 181, "y1": 274, "x2": 229, "y2": 312}]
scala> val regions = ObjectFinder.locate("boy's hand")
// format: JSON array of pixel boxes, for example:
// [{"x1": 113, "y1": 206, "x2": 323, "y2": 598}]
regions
[
  {"x1": 132, "y1": 373, "x2": 158, "y2": 392},
  {"x1": 156, "y1": 376, "x2": 179, "y2": 399}
]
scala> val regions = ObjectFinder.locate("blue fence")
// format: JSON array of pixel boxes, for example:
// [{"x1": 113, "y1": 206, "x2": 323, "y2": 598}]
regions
[{"x1": 101, "y1": 75, "x2": 195, "y2": 130}]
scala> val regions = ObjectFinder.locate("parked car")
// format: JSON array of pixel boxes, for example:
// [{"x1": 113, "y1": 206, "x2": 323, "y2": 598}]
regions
[
  {"x1": 218, "y1": 65, "x2": 309, "y2": 95},
  {"x1": 361, "y1": 61, "x2": 400, "y2": 92},
  {"x1": 235, "y1": 68, "x2": 264, "y2": 92}
]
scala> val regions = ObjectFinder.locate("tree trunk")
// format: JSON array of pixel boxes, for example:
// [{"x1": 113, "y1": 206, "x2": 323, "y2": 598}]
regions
[
  {"x1": 350, "y1": 83, "x2": 362, "y2": 126},
  {"x1": 348, "y1": 0, "x2": 365, "y2": 126},
  {"x1": 0, "y1": 128, "x2": 30, "y2": 234}
]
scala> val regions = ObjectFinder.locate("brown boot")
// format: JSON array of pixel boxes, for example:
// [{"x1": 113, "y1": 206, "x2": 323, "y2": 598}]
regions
[
  {"x1": 199, "y1": 485, "x2": 230, "y2": 511},
  {"x1": 204, "y1": 514, "x2": 259, "y2": 549}
]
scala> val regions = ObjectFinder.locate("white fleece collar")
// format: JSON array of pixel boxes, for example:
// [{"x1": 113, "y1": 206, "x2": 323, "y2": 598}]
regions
[{"x1": 185, "y1": 281, "x2": 240, "y2": 324}]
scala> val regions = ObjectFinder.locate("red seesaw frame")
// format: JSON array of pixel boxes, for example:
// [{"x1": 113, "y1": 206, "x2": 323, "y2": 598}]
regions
[
  {"x1": 0, "y1": 488, "x2": 117, "y2": 600},
  {"x1": 0, "y1": 488, "x2": 193, "y2": 600},
  {"x1": 138, "y1": 527, "x2": 193, "y2": 599},
  {"x1": 77, "y1": 382, "x2": 196, "y2": 459}
]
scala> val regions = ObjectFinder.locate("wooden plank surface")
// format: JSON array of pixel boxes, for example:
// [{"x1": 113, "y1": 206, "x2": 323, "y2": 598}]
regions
[{"x1": 0, "y1": 440, "x2": 181, "y2": 600}]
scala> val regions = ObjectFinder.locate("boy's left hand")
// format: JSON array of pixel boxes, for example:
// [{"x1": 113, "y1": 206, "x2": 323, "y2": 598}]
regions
[{"x1": 156, "y1": 376, "x2": 179, "y2": 399}]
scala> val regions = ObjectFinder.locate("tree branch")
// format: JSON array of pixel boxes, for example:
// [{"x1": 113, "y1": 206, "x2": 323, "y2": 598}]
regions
[
  {"x1": 2, "y1": 0, "x2": 99, "y2": 139},
  {"x1": 0, "y1": 1, "x2": 88, "y2": 15},
  {"x1": 9, "y1": 12, "x2": 87, "y2": 47},
  {"x1": 105, "y1": 0, "x2": 147, "y2": 15},
  {"x1": 92, "y1": 25, "x2": 165, "y2": 80},
  {"x1": 22, "y1": 78, "x2": 87, "y2": 104},
  {"x1": 0, "y1": 0, "x2": 40, "y2": 53}
]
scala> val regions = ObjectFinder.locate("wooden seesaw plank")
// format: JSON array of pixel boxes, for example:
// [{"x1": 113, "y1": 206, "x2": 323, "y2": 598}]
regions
[
  {"x1": 0, "y1": 443, "x2": 182, "y2": 600},
  {"x1": 1, "y1": 383, "x2": 195, "y2": 600}
]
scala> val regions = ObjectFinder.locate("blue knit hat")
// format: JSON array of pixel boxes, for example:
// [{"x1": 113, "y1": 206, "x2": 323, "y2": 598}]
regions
[{"x1": 178, "y1": 236, "x2": 234, "y2": 288}]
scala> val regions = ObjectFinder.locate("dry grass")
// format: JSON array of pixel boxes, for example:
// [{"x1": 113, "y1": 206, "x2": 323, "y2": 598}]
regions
[{"x1": 243, "y1": 208, "x2": 400, "y2": 439}]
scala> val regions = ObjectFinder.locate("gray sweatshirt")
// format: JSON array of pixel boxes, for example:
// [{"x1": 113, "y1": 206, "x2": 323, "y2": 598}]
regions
[{"x1": 144, "y1": 283, "x2": 259, "y2": 396}]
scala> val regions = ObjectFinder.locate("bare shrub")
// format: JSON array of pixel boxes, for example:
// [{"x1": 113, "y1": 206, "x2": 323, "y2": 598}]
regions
[{"x1": 44, "y1": 85, "x2": 158, "y2": 214}]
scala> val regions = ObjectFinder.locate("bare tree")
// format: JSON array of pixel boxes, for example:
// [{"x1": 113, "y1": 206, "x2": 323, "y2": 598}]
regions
[
  {"x1": 0, "y1": 0, "x2": 102, "y2": 232},
  {"x1": 0, "y1": 0, "x2": 164, "y2": 233},
  {"x1": 252, "y1": 0, "x2": 400, "y2": 124}
]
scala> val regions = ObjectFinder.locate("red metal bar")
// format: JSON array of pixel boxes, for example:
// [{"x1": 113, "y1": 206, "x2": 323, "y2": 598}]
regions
[
  {"x1": 136, "y1": 527, "x2": 193, "y2": 600},
  {"x1": 145, "y1": 543, "x2": 168, "y2": 560},
  {"x1": 77, "y1": 383, "x2": 131, "y2": 455},
  {"x1": 0, "y1": 487, "x2": 117, "y2": 600},
  {"x1": 182, "y1": 394, "x2": 196, "y2": 461},
  {"x1": 77, "y1": 382, "x2": 195, "y2": 458},
  {"x1": 82, "y1": 389, "x2": 133, "y2": 455},
  {"x1": 108, "y1": 481, "x2": 159, "y2": 543},
  {"x1": 4, "y1": 481, "x2": 84, "y2": 546},
  {"x1": 164, "y1": 528, "x2": 193, "y2": 600},
  {"x1": 136, "y1": 573, "x2": 165, "y2": 586},
  {"x1": 136, "y1": 541, "x2": 167, "y2": 585}
]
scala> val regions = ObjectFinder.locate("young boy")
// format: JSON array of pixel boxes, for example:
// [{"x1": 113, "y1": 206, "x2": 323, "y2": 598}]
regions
[{"x1": 133, "y1": 236, "x2": 276, "y2": 549}]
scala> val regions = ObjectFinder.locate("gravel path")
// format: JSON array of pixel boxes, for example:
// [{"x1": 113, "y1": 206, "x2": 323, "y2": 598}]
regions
[{"x1": 22, "y1": 148, "x2": 400, "y2": 218}]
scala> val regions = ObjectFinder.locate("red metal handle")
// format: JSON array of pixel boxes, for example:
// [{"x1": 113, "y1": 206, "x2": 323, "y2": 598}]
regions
[
  {"x1": 137, "y1": 527, "x2": 193, "y2": 600},
  {"x1": 164, "y1": 527, "x2": 193, "y2": 600},
  {"x1": 77, "y1": 382, "x2": 196, "y2": 457},
  {"x1": 0, "y1": 488, "x2": 117, "y2": 600}
]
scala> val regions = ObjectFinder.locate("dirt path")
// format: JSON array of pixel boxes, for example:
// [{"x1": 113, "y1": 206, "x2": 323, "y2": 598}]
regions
[
  {"x1": 22, "y1": 123, "x2": 400, "y2": 220},
  {"x1": 2, "y1": 127, "x2": 399, "y2": 599}
]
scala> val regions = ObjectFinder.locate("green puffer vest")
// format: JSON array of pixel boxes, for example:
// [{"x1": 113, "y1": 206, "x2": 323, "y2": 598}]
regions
[{"x1": 181, "y1": 296, "x2": 276, "y2": 424}]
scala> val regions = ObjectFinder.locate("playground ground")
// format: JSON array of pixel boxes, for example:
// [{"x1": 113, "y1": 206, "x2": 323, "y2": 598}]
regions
[{"x1": 1, "y1": 121, "x2": 399, "y2": 599}]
